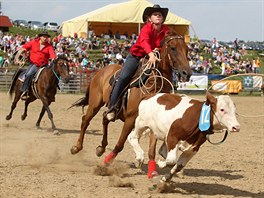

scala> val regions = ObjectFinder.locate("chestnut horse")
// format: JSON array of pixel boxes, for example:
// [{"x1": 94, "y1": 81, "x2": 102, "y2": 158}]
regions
[
  {"x1": 6, "y1": 57, "x2": 70, "y2": 131},
  {"x1": 70, "y1": 31, "x2": 192, "y2": 164}
]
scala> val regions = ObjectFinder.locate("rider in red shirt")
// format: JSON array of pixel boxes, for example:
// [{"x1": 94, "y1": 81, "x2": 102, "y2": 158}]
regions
[
  {"x1": 105, "y1": 4, "x2": 169, "y2": 121},
  {"x1": 16, "y1": 32, "x2": 56, "y2": 100}
]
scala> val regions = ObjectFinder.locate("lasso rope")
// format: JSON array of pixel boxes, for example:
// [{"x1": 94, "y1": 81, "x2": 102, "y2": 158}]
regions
[{"x1": 132, "y1": 49, "x2": 175, "y2": 94}]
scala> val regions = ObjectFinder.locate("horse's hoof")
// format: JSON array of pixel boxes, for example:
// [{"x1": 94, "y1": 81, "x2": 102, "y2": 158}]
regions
[
  {"x1": 21, "y1": 115, "x2": 26, "y2": 120},
  {"x1": 96, "y1": 146, "x2": 105, "y2": 157},
  {"x1": 71, "y1": 146, "x2": 80, "y2": 155},
  {"x1": 53, "y1": 130, "x2": 60, "y2": 135},
  {"x1": 36, "y1": 126, "x2": 41, "y2": 130},
  {"x1": 6, "y1": 115, "x2": 11, "y2": 120}
]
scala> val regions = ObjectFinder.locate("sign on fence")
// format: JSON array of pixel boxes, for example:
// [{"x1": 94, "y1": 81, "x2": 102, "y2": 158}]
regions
[{"x1": 177, "y1": 75, "x2": 208, "y2": 91}]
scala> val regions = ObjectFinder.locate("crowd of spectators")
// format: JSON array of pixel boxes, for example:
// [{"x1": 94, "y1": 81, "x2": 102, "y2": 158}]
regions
[
  {"x1": 0, "y1": 30, "x2": 262, "y2": 76},
  {"x1": 188, "y1": 37, "x2": 261, "y2": 75}
]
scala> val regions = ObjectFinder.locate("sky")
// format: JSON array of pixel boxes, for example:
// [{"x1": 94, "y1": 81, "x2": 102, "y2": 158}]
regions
[{"x1": 1, "y1": 0, "x2": 263, "y2": 42}]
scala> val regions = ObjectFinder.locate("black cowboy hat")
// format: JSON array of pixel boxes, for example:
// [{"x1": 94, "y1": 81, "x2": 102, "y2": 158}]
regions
[
  {"x1": 38, "y1": 31, "x2": 51, "y2": 38},
  {"x1": 142, "y1": 4, "x2": 169, "y2": 22}
]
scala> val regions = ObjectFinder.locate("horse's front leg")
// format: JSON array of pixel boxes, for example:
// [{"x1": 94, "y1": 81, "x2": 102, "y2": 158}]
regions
[
  {"x1": 36, "y1": 105, "x2": 46, "y2": 129},
  {"x1": 71, "y1": 105, "x2": 101, "y2": 155},
  {"x1": 104, "y1": 114, "x2": 136, "y2": 164},
  {"x1": 96, "y1": 116, "x2": 110, "y2": 157},
  {"x1": 44, "y1": 104, "x2": 56, "y2": 130}
]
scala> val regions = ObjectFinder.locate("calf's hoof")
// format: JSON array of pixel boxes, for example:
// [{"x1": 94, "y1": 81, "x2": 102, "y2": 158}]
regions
[
  {"x1": 96, "y1": 146, "x2": 105, "y2": 157},
  {"x1": 160, "y1": 174, "x2": 172, "y2": 183}
]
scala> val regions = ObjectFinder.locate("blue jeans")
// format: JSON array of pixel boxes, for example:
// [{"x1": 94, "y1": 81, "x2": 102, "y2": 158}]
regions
[
  {"x1": 21, "y1": 63, "x2": 39, "y2": 92},
  {"x1": 109, "y1": 53, "x2": 140, "y2": 107}
]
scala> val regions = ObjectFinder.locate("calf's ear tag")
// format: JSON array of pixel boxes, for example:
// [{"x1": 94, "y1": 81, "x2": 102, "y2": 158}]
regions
[{"x1": 199, "y1": 103, "x2": 211, "y2": 132}]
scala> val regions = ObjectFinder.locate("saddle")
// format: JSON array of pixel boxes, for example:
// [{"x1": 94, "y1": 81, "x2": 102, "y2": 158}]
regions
[
  {"x1": 108, "y1": 59, "x2": 153, "y2": 116},
  {"x1": 18, "y1": 67, "x2": 46, "y2": 99},
  {"x1": 18, "y1": 67, "x2": 45, "y2": 83}
]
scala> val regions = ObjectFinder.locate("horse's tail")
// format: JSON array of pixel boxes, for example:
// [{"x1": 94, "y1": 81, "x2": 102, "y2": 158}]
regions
[
  {"x1": 68, "y1": 83, "x2": 90, "y2": 112},
  {"x1": 8, "y1": 69, "x2": 23, "y2": 97}
]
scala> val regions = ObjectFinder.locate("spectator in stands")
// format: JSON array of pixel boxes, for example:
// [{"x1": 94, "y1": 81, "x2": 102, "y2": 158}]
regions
[
  {"x1": 221, "y1": 58, "x2": 227, "y2": 75},
  {"x1": 245, "y1": 58, "x2": 252, "y2": 73},
  {"x1": 105, "y1": 4, "x2": 170, "y2": 121},
  {"x1": 114, "y1": 31, "x2": 120, "y2": 39},
  {"x1": 233, "y1": 38, "x2": 239, "y2": 52},
  {"x1": 115, "y1": 51, "x2": 123, "y2": 62},
  {"x1": 0, "y1": 56, "x2": 3, "y2": 67},
  {"x1": 211, "y1": 37, "x2": 219, "y2": 53},
  {"x1": 202, "y1": 58, "x2": 210, "y2": 74},
  {"x1": 254, "y1": 57, "x2": 261, "y2": 73},
  {"x1": 81, "y1": 55, "x2": 89, "y2": 69},
  {"x1": 131, "y1": 32, "x2": 137, "y2": 40}
]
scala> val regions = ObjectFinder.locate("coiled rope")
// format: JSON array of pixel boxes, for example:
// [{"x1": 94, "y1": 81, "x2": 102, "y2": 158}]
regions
[{"x1": 131, "y1": 49, "x2": 175, "y2": 94}]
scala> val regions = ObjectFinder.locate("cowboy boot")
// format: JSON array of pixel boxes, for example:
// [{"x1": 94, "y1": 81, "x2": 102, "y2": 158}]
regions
[{"x1": 21, "y1": 75, "x2": 32, "y2": 100}]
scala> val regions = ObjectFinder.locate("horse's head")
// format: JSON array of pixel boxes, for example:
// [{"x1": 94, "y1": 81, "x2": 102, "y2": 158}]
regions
[
  {"x1": 160, "y1": 31, "x2": 192, "y2": 82},
  {"x1": 53, "y1": 56, "x2": 70, "y2": 83}
]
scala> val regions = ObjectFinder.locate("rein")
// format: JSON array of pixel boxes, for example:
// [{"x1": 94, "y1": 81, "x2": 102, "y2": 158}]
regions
[
  {"x1": 164, "y1": 35, "x2": 184, "y2": 72},
  {"x1": 51, "y1": 62, "x2": 61, "y2": 81}
]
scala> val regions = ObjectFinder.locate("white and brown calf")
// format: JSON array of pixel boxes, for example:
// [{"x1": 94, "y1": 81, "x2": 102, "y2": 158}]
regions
[{"x1": 128, "y1": 92, "x2": 240, "y2": 182}]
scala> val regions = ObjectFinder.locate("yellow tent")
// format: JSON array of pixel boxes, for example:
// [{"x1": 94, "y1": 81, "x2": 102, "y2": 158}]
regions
[{"x1": 61, "y1": 0, "x2": 191, "y2": 39}]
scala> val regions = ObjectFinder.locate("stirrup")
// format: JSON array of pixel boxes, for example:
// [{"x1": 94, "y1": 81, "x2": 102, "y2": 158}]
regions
[
  {"x1": 21, "y1": 91, "x2": 29, "y2": 100},
  {"x1": 104, "y1": 107, "x2": 116, "y2": 121}
]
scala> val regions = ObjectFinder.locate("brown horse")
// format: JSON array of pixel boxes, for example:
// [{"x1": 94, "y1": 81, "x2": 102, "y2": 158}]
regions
[
  {"x1": 6, "y1": 57, "x2": 70, "y2": 132},
  {"x1": 70, "y1": 31, "x2": 192, "y2": 164}
]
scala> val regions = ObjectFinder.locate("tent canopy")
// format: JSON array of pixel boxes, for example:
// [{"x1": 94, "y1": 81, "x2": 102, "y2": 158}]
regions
[
  {"x1": 61, "y1": 0, "x2": 191, "y2": 39},
  {"x1": 0, "y1": 16, "x2": 12, "y2": 27}
]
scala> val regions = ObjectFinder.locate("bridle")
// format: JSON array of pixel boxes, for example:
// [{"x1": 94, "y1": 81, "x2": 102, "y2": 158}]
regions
[{"x1": 163, "y1": 35, "x2": 184, "y2": 72}]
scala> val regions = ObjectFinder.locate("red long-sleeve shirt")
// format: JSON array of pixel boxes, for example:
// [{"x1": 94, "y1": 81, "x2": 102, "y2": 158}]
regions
[
  {"x1": 22, "y1": 38, "x2": 56, "y2": 67},
  {"x1": 130, "y1": 22, "x2": 170, "y2": 57}
]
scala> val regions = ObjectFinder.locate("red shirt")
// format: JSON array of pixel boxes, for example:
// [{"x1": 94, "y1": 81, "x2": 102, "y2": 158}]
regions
[
  {"x1": 22, "y1": 38, "x2": 56, "y2": 67},
  {"x1": 130, "y1": 22, "x2": 169, "y2": 57}
]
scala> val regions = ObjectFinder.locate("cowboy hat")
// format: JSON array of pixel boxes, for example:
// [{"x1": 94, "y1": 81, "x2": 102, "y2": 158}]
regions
[
  {"x1": 38, "y1": 31, "x2": 51, "y2": 38},
  {"x1": 142, "y1": 4, "x2": 169, "y2": 22}
]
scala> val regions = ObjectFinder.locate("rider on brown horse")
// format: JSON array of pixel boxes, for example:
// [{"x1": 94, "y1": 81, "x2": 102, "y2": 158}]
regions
[
  {"x1": 15, "y1": 31, "x2": 56, "y2": 100},
  {"x1": 105, "y1": 4, "x2": 169, "y2": 121}
]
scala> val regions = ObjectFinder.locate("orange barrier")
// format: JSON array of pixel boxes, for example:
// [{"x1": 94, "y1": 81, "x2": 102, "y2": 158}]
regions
[{"x1": 212, "y1": 80, "x2": 242, "y2": 93}]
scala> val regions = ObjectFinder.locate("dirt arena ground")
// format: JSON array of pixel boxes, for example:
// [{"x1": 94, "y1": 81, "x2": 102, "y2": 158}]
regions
[{"x1": 0, "y1": 92, "x2": 263, "y2": 198}]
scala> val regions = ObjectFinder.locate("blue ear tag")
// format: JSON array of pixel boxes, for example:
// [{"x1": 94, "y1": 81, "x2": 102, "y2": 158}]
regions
[{"x1": 199, "y1": 103, "x2": 211, "y2": 132}]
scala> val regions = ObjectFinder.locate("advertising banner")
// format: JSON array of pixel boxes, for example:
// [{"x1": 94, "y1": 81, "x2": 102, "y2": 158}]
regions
[
  {"x1": 177, "y1": 75, "x2": 208, "y2": 91},
  {"x1": 212, "y1": 80, "x2": 242, "y2": 93}
]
